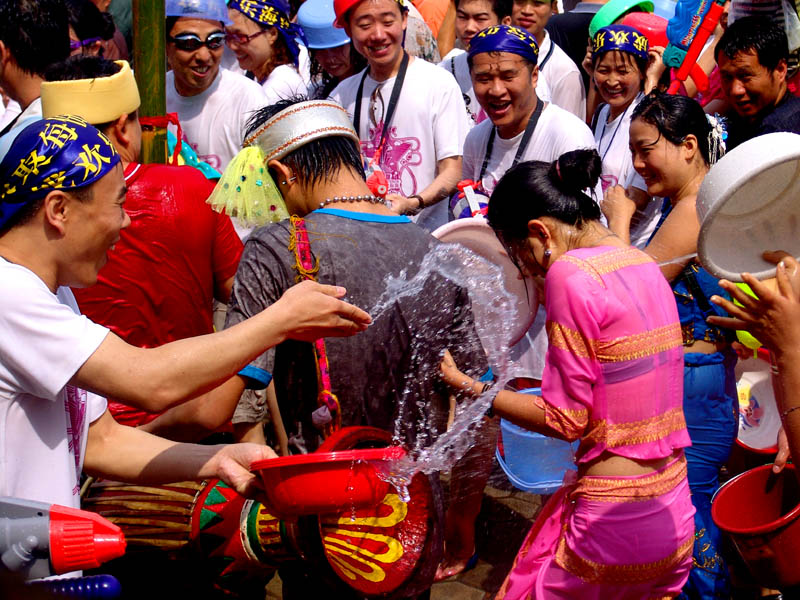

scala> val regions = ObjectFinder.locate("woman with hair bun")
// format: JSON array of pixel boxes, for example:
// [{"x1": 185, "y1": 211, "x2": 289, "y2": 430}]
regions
[
  {"x1": 443, "y1": 148, "x2": 694, "y2": 598},
  {"x1": 603, "y1": 91, "x2": 734, "y2": 599}
]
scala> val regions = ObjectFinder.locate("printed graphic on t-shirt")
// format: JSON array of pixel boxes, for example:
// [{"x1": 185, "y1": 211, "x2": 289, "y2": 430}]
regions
[
  {"x1": 65, "y1": 385, "x2": 87, "y2": 496},
  {"x1": 363, "y1": 122, "x2": 422, "y2": 197},
  {"x1": 182, "y1": 134, "x2": 222, "y2": 171}
]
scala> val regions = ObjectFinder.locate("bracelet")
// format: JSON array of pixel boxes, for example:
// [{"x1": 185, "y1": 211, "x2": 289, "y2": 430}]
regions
[
  {"x1": 406, "y1": 194, "x2": 425, "y2": 215},
  {"x1": 782, "y1": 405, "x2": 800, "y2": 419}
]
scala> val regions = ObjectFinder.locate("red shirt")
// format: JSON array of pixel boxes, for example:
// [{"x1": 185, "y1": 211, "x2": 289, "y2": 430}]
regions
[{"x1": 73, "y1": 163, "x2": 243, "y2": 425}]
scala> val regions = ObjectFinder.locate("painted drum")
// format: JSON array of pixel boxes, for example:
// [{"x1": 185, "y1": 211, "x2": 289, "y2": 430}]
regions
[
  {"x1": 432, "y1": 216, "x2": 538, "y2": 347},
  {"x1": 697, "y1": 132, "x2": 800, "y2": 282}
]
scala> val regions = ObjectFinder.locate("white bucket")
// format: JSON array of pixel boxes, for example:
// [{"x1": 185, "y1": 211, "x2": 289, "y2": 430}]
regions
[{"x1": 697, "y1": 132, "x2": 800, "y2": 282}]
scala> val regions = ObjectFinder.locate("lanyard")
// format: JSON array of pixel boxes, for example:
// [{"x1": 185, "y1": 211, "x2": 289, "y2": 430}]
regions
[
  {"x1": 596, "y1": 101, "x2": 633, "y2": 163},
  {"x1": 538, "y1": 39, "x2": 555, "y2": 71},
  {"x1": 353, "y1": 52, "x2": 410, "y2": 164},
  {"x1": 478, "y1": 97, "x2": 543, "y2": 184}
]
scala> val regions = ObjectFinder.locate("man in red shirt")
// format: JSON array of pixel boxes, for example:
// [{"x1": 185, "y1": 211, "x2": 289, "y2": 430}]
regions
[{"x1": 41, "y1": 56, "x2": 244, "y2": 426}]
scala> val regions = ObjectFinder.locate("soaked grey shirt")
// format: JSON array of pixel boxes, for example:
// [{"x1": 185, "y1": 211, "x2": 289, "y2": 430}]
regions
[{"x1": 225, "y1": 208, "x2": 488, "y2": 452}]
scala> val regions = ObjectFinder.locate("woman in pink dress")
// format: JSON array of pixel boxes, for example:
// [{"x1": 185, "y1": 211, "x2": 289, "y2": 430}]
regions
[{"x1": 443, "y1": 149, "x2": 695, "y2": 598}]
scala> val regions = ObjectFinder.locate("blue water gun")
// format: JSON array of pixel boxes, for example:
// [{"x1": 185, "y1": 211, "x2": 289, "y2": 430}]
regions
[{"x1": 663, "y1": 0, "x2": 727, "y2": 94}]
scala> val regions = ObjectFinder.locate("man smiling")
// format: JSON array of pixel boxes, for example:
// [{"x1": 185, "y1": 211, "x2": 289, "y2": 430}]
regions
[
  {"x1": 716, "y1": 16, "x2": 800, "y2": 150},
  {"x1": 165, "y1": 0, "x2": 266, "y2": 175},
  {"x1": 462, "y1": 24, "x2": 597, "y2": 389},
  {"x1": 0, "y1": 116, "x2": 370, "y2": 519},
  {"x1": 330, "y1": 0, "x2": 468, "y2": 231}
]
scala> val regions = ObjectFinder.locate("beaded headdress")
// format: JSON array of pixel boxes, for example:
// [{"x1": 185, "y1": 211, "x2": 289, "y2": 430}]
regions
[{"x1": 207, "y1": 100, "x2": 360, "y2": 226}]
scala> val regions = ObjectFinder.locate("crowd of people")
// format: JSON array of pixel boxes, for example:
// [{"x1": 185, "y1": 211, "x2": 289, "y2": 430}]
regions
[{"x1": 1, "y1": 0, "x2": 800, "y2": 598}]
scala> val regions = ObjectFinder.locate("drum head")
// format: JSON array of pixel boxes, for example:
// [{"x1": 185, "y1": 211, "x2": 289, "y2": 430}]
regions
[
  {"x1": 698, "y1": 132, "x2": 800, "y2": 282},
  {"x1": 313, "y1": 426, "x2": 444, "y2": 599},
  {"x1": 432, "y1": 217, "x2": 538, "y2": 347}
]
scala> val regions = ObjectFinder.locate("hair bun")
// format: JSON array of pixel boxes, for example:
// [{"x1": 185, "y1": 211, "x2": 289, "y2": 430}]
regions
[{"x1": 553, "y1": 149, "x2": 602, "y2": 194}]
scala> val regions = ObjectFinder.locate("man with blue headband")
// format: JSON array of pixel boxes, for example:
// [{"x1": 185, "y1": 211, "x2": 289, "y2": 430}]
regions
[{"x1": 0, "y1": 117, "x2": 370, "y2": 518}]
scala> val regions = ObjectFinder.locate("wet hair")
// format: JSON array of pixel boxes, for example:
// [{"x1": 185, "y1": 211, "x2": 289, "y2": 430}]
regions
[
  {"x1": 632, "y1": 92, "x2": 713, "y2": 165},
  {"x1": 715, "y1": 15, "x2": 789, "y2": 72},
  {"x1": 0, "y1": 0, "x2": 70, "y2": 77},
  {"x1": 44, "y1": 56, "x2": 137, "y2": 131},
  {"x1": 309, "y1": 44, "x2": 367, "y2": 99},
  {"x1": 244, "y1": 96, "x2": 366, "y2": 186},
  {"x1": 487, "y1": 149, "x2": 602, "y2": 241},
  {"x1": 454, "y1": 0, "x2": 513, "y2": 22},
  {"x1": 0, "y1": 185, "x2": 92, "y2": 237}
]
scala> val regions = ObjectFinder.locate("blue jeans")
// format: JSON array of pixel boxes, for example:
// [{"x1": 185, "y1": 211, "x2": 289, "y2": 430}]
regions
[{"x1": 678, "y1": 351, "x2": 737, "y2": 600}]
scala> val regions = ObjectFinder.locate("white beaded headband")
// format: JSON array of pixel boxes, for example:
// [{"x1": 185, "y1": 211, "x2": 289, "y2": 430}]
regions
[{"x1": 244, "y1": 100, "x2": 360, "y2": 162}]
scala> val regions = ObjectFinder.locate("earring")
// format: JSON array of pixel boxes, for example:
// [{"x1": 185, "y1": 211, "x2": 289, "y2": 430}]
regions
[
  {"x1": 280, "y1": 176, "x2": 297, "y2": 185},
  {"x1": 543, "y1": 248, "x2": 552, "y2": 259}
]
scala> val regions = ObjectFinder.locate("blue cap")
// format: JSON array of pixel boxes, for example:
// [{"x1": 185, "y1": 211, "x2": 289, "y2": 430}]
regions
[
  {"x1": 165, "y1": 0, "x2": 230, "y2": 24},
  {"x1": 297, "y1": 0, "x2": 350, "y2": 49}
]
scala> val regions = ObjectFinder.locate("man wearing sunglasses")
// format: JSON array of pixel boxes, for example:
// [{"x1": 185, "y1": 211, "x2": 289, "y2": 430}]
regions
[
  {"x1": 0, "y1": 0, "x2": 70, "y2": 159},
  {"x1": 165, "y1": 0, "x2": 266, "y2": 191}
]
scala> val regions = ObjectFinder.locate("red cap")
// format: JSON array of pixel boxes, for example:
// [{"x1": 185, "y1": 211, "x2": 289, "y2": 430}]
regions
[
  {"x1": 333, "y1": 0, "x2": 405, "y2": 28},
  {"x1": 333, "y1": 0, "x2": 359, "y2": 27},
  {"x1": 48, "y1": 504, "x2": 127, "y2": 574}
]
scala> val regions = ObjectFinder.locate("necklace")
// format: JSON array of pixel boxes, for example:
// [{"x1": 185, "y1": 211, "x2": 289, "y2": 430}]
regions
[{"x1": 318, "y1": 194, "x2": 388, "y2": 209}]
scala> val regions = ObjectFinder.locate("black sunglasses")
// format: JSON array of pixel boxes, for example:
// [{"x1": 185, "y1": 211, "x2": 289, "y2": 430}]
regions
[{"x1": 167, "y1": 31, "x2": 226, "y2": 51}]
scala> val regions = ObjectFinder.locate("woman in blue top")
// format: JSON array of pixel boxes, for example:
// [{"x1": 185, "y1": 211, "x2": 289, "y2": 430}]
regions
[{"x1": 603, "y1": 92, "x2": 734, "y2": 600}]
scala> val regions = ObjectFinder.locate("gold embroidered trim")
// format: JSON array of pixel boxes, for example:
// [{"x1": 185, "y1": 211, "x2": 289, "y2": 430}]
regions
[
  {"x1": 547, "y1": 320, "x2": 596, "y2": 359},
  {"x1": 572, "y1": 455, "x2": 687, "y2": 501},
  {"x1": 556, "y1": 532, "x2": 694, "y2": 585},
  {"x1": 544, "y1": 404, "x2": 589, "y2": 440},
  {"x1": 596, "y1": 323, "x2": 683, "y2": 362},
  {"x1": 555, "y1": 248, "x2": 654, "y2": 286},
  {"x1": 584, "y1": 407, "x2": 687, "y2": 449}
]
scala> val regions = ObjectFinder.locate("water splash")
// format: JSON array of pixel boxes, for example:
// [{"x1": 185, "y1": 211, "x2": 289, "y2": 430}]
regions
[{"x1": 369, "y1": 243, "x2": 520, "y2": 482}]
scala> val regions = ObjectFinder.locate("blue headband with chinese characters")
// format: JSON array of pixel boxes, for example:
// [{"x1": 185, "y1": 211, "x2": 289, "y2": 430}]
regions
[
  {"x1": 0, "y1": 116, "x2": 120, "y2": 229},
  {"x1": 592, "y1": 25, "x2": 649, "y2": 62},
  {"x1": 468, "y1": 25, "x2": 539, "y2": 66}
]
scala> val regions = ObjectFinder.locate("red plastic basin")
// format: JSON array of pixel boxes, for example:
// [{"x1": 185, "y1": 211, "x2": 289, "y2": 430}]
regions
[
  {"x1": 712, "y1": 464, "x2": 800, "y2": 588},
  {"x1": 251, "y1": 446, "x2": 406, "y2": 518}
]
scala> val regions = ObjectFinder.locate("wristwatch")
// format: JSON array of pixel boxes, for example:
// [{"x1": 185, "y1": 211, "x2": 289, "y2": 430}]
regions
[{"x1": 406, "y1": 194, "x2": 425, "y2": 215}]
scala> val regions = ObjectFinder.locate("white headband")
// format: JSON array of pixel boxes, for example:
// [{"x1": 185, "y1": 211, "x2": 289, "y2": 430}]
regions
[{"x1": 245, "y1": 100, "x2": 360, "y2": 161}]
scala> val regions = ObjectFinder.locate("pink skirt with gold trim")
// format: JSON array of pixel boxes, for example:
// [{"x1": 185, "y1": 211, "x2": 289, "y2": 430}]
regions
[{"x1": 497, "y1": 455, "x2": 695, "y2": 600}]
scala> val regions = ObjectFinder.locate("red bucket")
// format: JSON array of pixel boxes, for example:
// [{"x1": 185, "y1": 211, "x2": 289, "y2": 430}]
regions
[
  {"x1": 711, "y1": 463, "x2": 800, "y2": 589},
  {"x1": 251, "y1": 446, "x2": 406, "y2": 519}
]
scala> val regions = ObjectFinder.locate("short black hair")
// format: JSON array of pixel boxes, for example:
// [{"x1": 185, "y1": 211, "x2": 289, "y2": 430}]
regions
[
  {"x1": 0, "y1": 185, "x2": 92, "y2": 237},
  {"x1": 454, "y1": 0, "x2": 512, "y2": 22},
  {"x1": 488, "y1": 149, "x2": 602, "y2": 242},
  {"x1": 715, "y1": 15, "x2": 789, "y2": 72},
  {"x1": 632, "y1": 92, "x2": 714, "y2": 165},
  {"x1": 44, "y1": 56, "x2": 135, "y2": 131},
  {"x1": 66, "y1": 0, "x2": 115, "y2": 43},
  {"x1": 244, "y1": 96, "x2": 366, "y2": 187},
  {"x1": 0, "y1": 0, "x2": 70, "y2": 76}
]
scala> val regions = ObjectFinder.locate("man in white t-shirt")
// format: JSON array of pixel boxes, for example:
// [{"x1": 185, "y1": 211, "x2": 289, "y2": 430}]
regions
[
  {"x1": 510, "y1": 0, "x2": 586, "y2": 119},
  {"x1": 0, "y1": 117, "x2": 370, "y2": 512},
  {"x1": 165, "y1": 0, "x2": 267, "y2": 173},
  {"x1": 438, "y1": 0, "x2": 512, "y2": 128},
  {"x1": 330, "y1": 0, "x2": 468, "y2": 232},
  {"x1": 463, "y1": 24, "x2": 598, "y2": 381}
]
